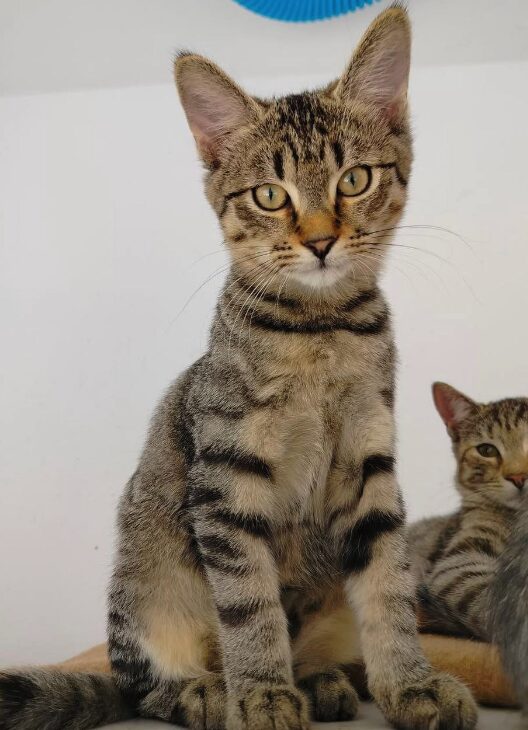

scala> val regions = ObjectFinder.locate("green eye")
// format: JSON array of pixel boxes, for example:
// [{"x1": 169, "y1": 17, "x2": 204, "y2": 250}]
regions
[
  {"x1": 337, "y1": 166, "x2": 372, "y2": 197},
  {"x1": 476, "y1": 443, "x2": 500, "y2": 458},
  {"x1": 253, "y1": 184, "x2": 289, "y2": 211}
]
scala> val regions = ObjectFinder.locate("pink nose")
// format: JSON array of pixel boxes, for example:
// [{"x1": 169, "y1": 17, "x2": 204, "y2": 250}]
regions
[
  {"x1": 302, "y1": 236, "x2": 336, "y2": 261},
  {"x1": 506, "y1": 474, "x2": 527, "y2": 490}
]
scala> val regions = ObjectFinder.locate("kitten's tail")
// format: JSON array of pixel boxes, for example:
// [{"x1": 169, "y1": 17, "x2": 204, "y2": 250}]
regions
[
  {"x1": 0, "y1": 668, "x2": 134, "y2": 729},
  {"x1": 487, "y1": 497, "x2": 528, "y2": 725}
]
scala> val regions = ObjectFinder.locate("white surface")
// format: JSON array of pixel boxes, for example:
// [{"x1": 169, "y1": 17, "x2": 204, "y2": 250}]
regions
[
  {"x1": 1, "y1": 41, "x2": 528, "y2": 668},
  {"x1": 2, "y1": 0, "x2": 528, "y2": 95},
  {"x1": 99, "y1": 703, "x2": 521, "y2": 729}
]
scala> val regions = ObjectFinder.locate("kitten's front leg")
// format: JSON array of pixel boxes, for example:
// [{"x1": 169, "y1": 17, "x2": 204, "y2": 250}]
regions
[
  {"x1": 333, "y1": 411, "x2": 478, "y2": 729},
  {"x1": 191, "y1": 457, "x2": 310, "y2": 730}
]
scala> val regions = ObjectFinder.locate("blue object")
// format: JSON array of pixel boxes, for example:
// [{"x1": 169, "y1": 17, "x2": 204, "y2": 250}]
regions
[{"x1": 233, "y1": 0, "x2": 380, "y2": 22}]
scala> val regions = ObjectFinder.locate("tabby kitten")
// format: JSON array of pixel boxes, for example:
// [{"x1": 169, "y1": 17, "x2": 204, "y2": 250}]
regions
[
  {"x1": 0, "y1": 7, "x2": 477, "y2": 730},
  {"x1": 409, "y1": 382, "x2": 528, "y2": 640}
]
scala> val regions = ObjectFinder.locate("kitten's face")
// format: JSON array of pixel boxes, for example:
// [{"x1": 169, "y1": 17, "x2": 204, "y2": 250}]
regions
[
  {"x1": 207, "y1": 93, "x2": 409, "y2": 291},
  {"x1": 434, "y1": 383, "x2": 528, "y2": 507},
  {"x1": 175, "y1": 6, "x2": 411, "y2": 296}
]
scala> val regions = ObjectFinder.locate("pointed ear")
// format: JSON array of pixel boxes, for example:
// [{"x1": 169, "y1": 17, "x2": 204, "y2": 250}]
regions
[
  {"x1": 432, "y1": 382, "x2": 478, "y2": 436},
  {"x1": 174, "y1": 53, "x2": 260, "y2": 167},
  {"x1": 335, "y1": 5, "x2": 411, "y2": 123}
]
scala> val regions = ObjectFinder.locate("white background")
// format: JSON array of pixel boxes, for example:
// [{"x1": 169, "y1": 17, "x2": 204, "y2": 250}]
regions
[{"x1": 1, "y1": 0, "x2": 528, "y2": 666}]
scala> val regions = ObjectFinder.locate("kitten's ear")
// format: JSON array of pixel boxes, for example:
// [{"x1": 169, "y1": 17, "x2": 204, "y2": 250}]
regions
[
  {"x1": 335, "y1": 5, "x2": 411, "y2": 123},
  {"x1": 174, "y1": 53, "x2": 261, "y2": 167},
  {"x1": 432, "y1": 382, "x2": 478, "y2": 436}
]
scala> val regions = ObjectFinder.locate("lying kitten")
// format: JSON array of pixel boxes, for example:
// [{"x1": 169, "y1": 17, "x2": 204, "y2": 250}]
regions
[
  {"x1": 0, "y1": 7, "x2": 476, "y2": 730},
  {"x1": 409, "y1": 382, "x2": 528, "y2": 641}
]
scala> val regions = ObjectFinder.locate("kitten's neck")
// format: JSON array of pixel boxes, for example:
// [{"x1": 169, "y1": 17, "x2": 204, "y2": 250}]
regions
[
  {"x1": 459, "y1": 487, "x2": 516, "y2": 519},
  {"x1": 227, "y1": 264, "x2": 379, "y2": 315}
]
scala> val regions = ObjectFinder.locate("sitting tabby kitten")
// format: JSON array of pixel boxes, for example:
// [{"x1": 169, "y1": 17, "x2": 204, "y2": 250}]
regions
[
  {"x1": 409, "y1": 382, "x2": 528, "y2": 641},
  {"x1": 0, "y1": 7, "x2": 476, "y2": 730}
]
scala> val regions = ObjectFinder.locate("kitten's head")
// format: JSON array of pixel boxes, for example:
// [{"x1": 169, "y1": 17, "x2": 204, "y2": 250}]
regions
[
  {"x1": 174, "y1": 5, "x2": 411, "y2": 297},
  {"x1": 433, "y1": 382, "x2": 528, "y2": 507}
]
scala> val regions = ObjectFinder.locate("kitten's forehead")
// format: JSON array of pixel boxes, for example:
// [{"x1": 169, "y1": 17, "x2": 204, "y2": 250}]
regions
[
  {"x1": 467, "y1": 399, "x2": 528, "y2": 445},
  {"x1": 255, "y1": 93, "x2": 387, "y2": 164}
]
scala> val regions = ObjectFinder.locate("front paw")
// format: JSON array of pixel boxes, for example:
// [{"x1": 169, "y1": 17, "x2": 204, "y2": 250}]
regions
[
  {"x1": 227, "y1": 684, "x2": 310, "y2": 730},
  {"x1": 381, "y1": 672, "x2": 477, "y2": 730},
  {"x1": 298, "y1": 668, "x2": 359, "y2": 722},
  {"x1": 178, "y1": 675, "x2": 227, "y2": 730}
]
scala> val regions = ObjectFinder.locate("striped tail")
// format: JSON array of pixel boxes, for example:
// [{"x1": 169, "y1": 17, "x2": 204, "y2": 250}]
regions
[
  {"x1": 0, "y1": 668, "x2": 134, "y2": 730},
  {"x1": 488, "y1": 498, "x2": 528, "y2": 725}
]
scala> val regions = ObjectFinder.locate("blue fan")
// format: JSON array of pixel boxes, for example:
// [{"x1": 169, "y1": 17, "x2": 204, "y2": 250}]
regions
[{"x1": 233, "y1": 0, "x2": 380, "y2": 22}]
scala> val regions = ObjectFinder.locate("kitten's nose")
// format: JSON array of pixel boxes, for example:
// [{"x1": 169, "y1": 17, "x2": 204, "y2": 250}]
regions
[
  {"x1": 505, "y1": 474, "x2": 527, "y2": 490},
  {"x1": 302, "y1": 236, "x2": 336, "y2": 261}
]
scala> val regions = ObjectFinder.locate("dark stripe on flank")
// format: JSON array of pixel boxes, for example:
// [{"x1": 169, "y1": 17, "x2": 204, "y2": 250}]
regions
[
  {"x1": 200, "y1": 445, "x2": 273, "y2": 480},
  {"x1": 332, "y1": 141, "x2": 344, "y2": 169},
  {"x1": 210, "y1": 508, "x2": 271, "y2": 538},
  {"x1": 437, "y1": 569, "x2": 490, "y2": 599},
  {"x1": 108, "y1": 609, "x2": 128, "y2": 631},
  {"x1": 188, "y1": 486, "x2": 224, "y2": 508},
  {"x1": 341, "y1": 510, "x2": 403, "y2": 574},
  {"x1": 455, "y1": 581, "x2": 485, "y2": 616},
  {"x1": 273, "y1": 150, "x2": 285, "y2": 180},
  {"x1": 444, "y1": 536, "x2": 498, "y2": 559},
  {"x1": 217, "y1": 601, "x2": 266, "y2": 628}
]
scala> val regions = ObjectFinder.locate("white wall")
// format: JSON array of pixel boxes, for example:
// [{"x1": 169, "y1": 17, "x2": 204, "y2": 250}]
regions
[
  {"x1": 2, "y1": 0, "x2": 528, "y2": 95},
  {"x1": 1, "y1": 60, "x2": 527, "y2": 666}
]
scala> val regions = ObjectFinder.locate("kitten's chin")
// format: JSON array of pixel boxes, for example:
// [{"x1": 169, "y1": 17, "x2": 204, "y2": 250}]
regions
[{"x1": 288, "y1": 261, "x2": 354, "y2": 290}]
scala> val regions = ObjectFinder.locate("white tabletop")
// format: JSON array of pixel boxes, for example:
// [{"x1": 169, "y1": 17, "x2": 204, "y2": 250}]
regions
[{"x1": 101, "y1": 701, "x2": 521, "y2": 729}]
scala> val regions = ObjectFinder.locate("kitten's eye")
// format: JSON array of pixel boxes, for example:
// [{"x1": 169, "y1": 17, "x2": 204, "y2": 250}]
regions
[
  {"x1": 253, "y1": 184, "x2": 289, "y2": 211},
  {"x1": 337, "y1": 166, "x2": 372, "y2": 197},
  {"x1": 476, "y1": 443, "x2": 500, "y2": 458}
]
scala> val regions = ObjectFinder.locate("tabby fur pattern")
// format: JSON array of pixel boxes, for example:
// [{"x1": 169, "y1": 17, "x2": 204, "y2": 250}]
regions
[
  {"x1": 0, "y1": 7, "x2": 476, "y2": 730},
  {"x1": 409, "y1": 382, "x2": 528, "y2": 642}
]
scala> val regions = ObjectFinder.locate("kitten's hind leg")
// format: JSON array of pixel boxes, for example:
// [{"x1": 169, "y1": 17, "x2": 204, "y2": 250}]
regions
[{"x1": 109, "y1": 471, "x2": 227, "y2": 728}]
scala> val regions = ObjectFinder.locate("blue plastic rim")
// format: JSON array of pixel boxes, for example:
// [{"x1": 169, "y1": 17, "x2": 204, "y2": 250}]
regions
[{"x1": 233, "y1": 0, "x2": 380, "y2": 23}]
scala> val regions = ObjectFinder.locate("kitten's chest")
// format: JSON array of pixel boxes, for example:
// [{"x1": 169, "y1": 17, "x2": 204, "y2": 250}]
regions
[{"x1": 257, "y1": 349, "x2": 375, "y2": 509}]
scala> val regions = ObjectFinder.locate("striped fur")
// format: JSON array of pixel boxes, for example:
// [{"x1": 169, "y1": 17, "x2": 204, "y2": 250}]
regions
[
  {"x1": 409, "y1": 383, "x2": 528, "y2": 642},
  {"x1": 0, "y1": 7, "x2": 476, "y2": 730},
  {"x1": 488, "y1": 493, "x2": 528, "y2": 724}
]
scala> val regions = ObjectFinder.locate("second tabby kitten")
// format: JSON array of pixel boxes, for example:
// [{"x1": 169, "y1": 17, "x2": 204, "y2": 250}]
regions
[
  {"x1": 0, "y1": 7, "x2": 477, "y2": 730},
  {"x1": 409, "y1": 382, "x2": 528, "y2": 640}
]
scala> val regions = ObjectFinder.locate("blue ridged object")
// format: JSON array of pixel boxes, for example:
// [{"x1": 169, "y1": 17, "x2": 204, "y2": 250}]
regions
[{"x1": 233, "y1": 0, "x2": 380, "y2": 22}]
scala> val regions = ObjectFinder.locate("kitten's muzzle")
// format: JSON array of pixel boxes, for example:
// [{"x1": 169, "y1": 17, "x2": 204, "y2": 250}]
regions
[
  {"x1": 302, "y1": 236, "x2": 336, "y2": 261},
  {"x1": 505, "y1": 473, "x2": 528, "y2": 490}
]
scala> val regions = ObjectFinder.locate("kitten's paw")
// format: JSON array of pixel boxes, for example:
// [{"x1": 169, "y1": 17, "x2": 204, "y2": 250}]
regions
[
  {"x1": 298, "y1": 668, "x2": 359, "y2": 722},
  {"x1": 227, "y1": 684, "x2": 310, "y2": 730},
  {"x1": 178, "y1": 674, "x2": 227, "y2": 730},
  {"x1": 380, "y1": 671, "x2": 477, "y2": 730}
]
